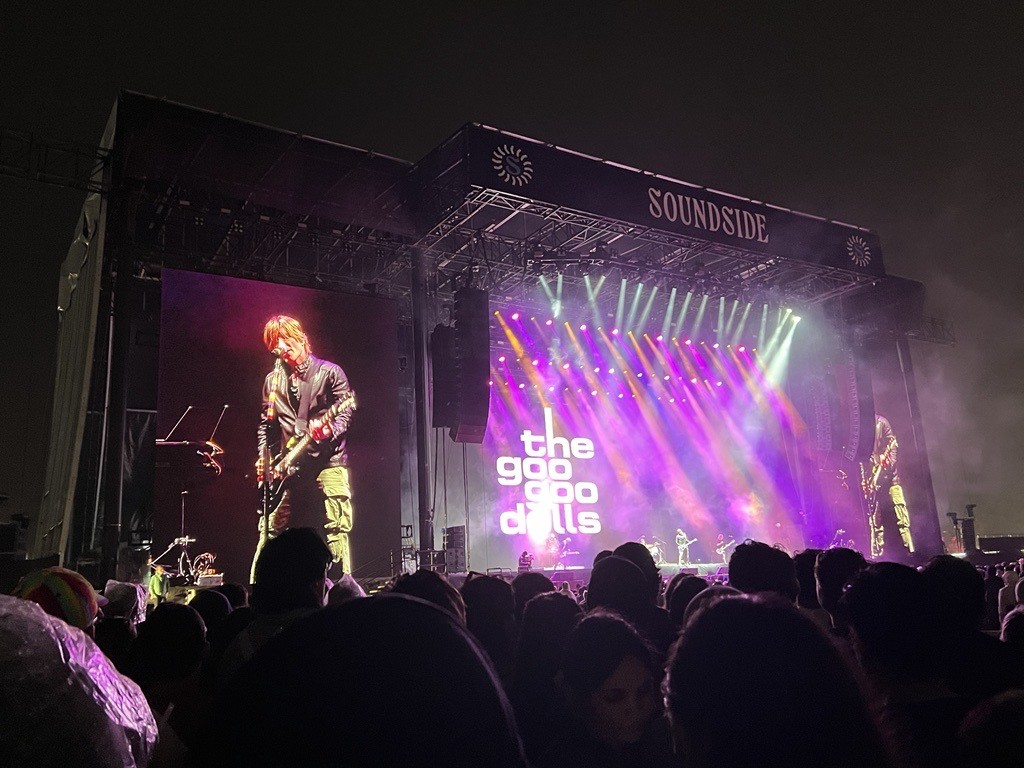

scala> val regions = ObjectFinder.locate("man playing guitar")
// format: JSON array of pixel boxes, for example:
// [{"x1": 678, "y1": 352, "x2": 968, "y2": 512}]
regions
[
  {"x1": 251, "y1": 316, "x2": 357, "y2": 581},
  {"x1": 715, "y1": 534, "x2": 736, "y2": 565},
  {"x1": 675, "y1": 529, "x2": 697, "y2": 567}
]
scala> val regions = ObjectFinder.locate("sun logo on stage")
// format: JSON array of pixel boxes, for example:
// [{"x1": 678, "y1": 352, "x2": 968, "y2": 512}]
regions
[
  {"x1": 492, "y1": 144, "x2": 533, "y2": 187},
  {"x1": 846, "y1": 235, "x2": 871, "y2": 267}
]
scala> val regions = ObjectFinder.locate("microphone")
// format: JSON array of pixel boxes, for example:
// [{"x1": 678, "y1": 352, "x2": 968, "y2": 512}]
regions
[{"x1": 272, "y1": 348, "x2": 283, "y2": 357}]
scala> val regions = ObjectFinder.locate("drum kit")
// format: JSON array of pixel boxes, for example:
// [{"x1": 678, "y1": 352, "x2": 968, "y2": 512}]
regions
[{"x1": 645, "y1": 537, "x2": 667, "y2": 565}]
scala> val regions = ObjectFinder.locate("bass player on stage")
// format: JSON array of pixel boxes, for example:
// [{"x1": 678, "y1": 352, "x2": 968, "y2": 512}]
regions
[{"x1": 250, "y1": 315, "x2": 356, "y2": 581}]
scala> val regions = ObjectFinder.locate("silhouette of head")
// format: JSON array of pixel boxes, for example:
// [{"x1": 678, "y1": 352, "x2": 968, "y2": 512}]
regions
[
  {"x1": 559, "y1": 611, "x2": 659, "y2": 748},
  {"x1": 252, "y1": 528, "x2": 332, "y2": 615},
  {"x1": 211, "y1": 594, "x2": 527, "y2": 767},
  {"x1": 814, "y1": 547, "x2": 867, "y2": 622},
  {"x1": 728, "y1": 540, "x2": 798, "y2": 601},
  {"x1": 391, "y1": 569, "x2": 466, "y2": 624},
  {"x1": 666, "y1": 594, "x2": 889, "y2": 768}
]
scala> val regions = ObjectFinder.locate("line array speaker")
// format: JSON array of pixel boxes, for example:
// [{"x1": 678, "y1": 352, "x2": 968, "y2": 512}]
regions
[{"x1": 431, "y1": 287, "x2": 491, "y2": 443}]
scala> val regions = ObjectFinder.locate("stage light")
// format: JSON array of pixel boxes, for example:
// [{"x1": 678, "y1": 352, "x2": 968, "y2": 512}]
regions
[
  {"x1": 656, "y1": 335, "x2": 664, "y2": 342},
  {"x1": 684, "y1": 339, "x2": 692, "y2": 345},
  {"x1": 669, "y1": 398, "x2": 675, "y2": 403},
  {"x1": 498, "y1": 355, "x2": 506, "y2": 363},
  {"x1": 716, "y1": 381, "x2": 723, "y2": 386},
  {"x1": 518, "y1": 383, "x2": 525, "y2": 389},
  {"x1": 488, "y1": 380, "x2": 493, "y2": 386},
  {"x1": 663, "y1": 375, "x2": 670, "y2": 380},
  {"x1": 608, "y1": 368, "x2": 615, "y2": 374},
  {"x1": 546, "y1": 319, "x2": 553, "y2": 326},
  {"x1": 738, "y1": 346, "x2": 745, "y2": 352},
  {"x1": 612, "y1": 328, "x2": 619, "y2": 335},
  {"x1": 530, "y1": 316, "x2": 535, "y2": 321},
  {"x1": 580, "y1": 324, "x2": 587, "y2": 331},
  {"x1": 591, "y1": 390, "x2": 597, "y2": 396},
  {"x1": 548, "y1": 386, "x2": 554, "y2": 392},
  {"x1": 562, "y1": 363, "x2": 570, "y2": 370},
  {"x1": 637, "y1": 372, "x2": 644, "y2": 378},
  {"x1": 690, "y1": 377, "x2": 697, "y2": 383},
  {"x1": 713, "y1": 342, "x2": 720, "y2": 349},
  {"x1": 511, "y1": 312, "x2": 520, "y2": 320},
  {"x1": 532, "y1": 359, "x2": 539, "y2": 366},
  {"x1": 594, "y1": 366, "x2": 600, "y2": 372},
  {"x1": 617, "y1": 393, "x2": 624, "y2": 398},
  {"x1": 793, "y1": 315, "x2": 802, "y2": 323}
]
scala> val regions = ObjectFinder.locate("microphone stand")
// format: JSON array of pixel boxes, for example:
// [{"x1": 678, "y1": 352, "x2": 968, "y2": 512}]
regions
[{"x1": 258, "y1": 356, "x2": 283, "y2": 562}]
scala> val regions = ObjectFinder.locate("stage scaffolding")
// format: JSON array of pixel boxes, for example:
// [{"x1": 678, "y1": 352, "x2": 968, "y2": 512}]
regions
[{"x1": 16, "y1": 92, "x2": 951, "y2": 577}]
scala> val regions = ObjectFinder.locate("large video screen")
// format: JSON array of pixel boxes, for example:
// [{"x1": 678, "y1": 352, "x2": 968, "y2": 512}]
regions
[
  {"x1": 465, "y1": 311, "x2": 807, "y2": 571},
  {"x1": 156, "y1": 269, "x2": 400, "y2": 581}
]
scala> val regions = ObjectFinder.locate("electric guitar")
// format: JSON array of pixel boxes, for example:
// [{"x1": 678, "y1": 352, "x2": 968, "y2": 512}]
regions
[
  {"x1": 677, "y1": 537, "x2": 698, "y2": 549},
  {"x1": 259, "y1": 392, "x2": 356, "y2": 510},
  {"x1": 715, "y1": 538, "x2": 736, "y2": 557}
]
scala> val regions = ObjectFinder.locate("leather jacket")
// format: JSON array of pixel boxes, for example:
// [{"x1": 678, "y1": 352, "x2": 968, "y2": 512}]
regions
[{"x1": 258, "y1": 355, "x2": 355, "y2": 469}]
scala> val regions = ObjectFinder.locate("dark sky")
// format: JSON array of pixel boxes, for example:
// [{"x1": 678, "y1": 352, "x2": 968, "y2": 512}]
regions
[{"x1": 2, "y1": 3, "x2": 1022, "y2": 538}]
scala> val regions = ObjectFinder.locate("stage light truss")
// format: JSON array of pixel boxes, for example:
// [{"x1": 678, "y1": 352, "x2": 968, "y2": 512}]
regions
[
  {"x1": 410, "y1": 186, "x2": 877, "y2": 310},
  {"x1": 7, "y1": 119, "x2": 943, "y2": 346},
  {"x1": 116, "y1": 187, "x2": 415, "y2": 313}
]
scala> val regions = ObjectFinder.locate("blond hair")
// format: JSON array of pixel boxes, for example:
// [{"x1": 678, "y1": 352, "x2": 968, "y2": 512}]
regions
[{"x1": 263, "y1": 315, "x2": 310, "y2": 354}]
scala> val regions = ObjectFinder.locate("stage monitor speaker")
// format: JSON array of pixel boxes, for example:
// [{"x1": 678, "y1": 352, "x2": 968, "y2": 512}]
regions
[
  {"x1": 449, "y1": 287, "x2": 490, "y2": 443},
  {"x1": 962, "y1": 518, "x2": 978, "y2": 553},
  {"x1": 676, "y1": 566, "x2": 700, "y2": 576}
]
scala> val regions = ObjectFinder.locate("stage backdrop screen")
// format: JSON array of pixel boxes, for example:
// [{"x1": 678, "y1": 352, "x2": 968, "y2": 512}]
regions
[
  {"x1": 156, "y1": 269, "x2": 400, "y2": 581},
  {"x1": 466, "y1": 317, "x2": 808, "y2": 572}
]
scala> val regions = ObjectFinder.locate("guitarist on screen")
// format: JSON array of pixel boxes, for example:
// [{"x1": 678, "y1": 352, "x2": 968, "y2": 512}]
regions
[{"x1": 250, "y1": 315, "x2": 357, "y2": 582}]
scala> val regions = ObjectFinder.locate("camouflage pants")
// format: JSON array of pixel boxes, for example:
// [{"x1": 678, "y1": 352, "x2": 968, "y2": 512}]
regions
[{"x1": 251, "y1": 465, "x2": 354, "y2": 582}]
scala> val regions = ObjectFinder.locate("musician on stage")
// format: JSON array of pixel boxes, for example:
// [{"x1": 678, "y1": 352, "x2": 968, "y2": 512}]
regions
[
  {"x1": 675, "y1": 529, "x2": 693, "y2": 567},
  {"x1": 251, "y1": 315, "x2": 356, "y2": 581},
  {"x1": 715, "y1": 533, "x2": 736, "y2": 565}
]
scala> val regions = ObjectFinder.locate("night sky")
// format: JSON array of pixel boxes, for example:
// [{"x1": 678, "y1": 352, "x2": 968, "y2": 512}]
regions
[{"x1": 2, "y1": 4, "x2": 1022, "y2": 540}]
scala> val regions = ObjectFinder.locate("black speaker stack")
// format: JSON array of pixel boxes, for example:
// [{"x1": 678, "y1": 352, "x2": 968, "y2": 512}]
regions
[
  {"x1": 443, "y1": 525, "x2": 467, "y2": 573},
  {"x1": 431, "y1": 287, "x2": 491, "y2": 443}
]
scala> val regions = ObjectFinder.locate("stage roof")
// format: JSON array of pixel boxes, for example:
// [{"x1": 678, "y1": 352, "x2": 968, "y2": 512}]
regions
[{"x1": 107, "y1": 92, "x2": 900, "y2": 315}]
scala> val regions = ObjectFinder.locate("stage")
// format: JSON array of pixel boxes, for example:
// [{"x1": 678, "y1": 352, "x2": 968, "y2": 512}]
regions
[{"x1": 34, "y1": 92, "x2": 946, "y2": 583}]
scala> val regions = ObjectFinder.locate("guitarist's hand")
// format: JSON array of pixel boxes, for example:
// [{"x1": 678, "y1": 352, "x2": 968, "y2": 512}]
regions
[{"x1": 310, "y1": 417, "x2": 333, "y2": 442}]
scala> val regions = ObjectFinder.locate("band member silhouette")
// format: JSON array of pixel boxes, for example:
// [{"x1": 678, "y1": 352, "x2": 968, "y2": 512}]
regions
[{"x1": 675, "y1": 528, "x2": 696, "y2": 566}]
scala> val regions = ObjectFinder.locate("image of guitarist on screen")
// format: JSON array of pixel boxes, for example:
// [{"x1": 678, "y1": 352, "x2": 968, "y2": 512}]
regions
[
  {"x1": 860, "y1": 412, "x2": 913, "y2": 560},
  {"x1": 250, "y1": 315, "x2": 357, "y2": 581}
]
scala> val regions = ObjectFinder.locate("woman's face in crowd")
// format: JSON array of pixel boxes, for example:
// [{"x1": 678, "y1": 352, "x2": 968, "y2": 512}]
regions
[{"x1": 586, "y1": 655, "x2": 658, "y2": 747}]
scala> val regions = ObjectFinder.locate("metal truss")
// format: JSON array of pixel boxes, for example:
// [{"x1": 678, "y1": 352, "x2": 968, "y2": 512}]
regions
[
  {"x1": 410, "y1": 186, "x2": 876, "y2": 309},
  {"x1": 0, "y1": 128, "x2": 109, "y2": 193}
]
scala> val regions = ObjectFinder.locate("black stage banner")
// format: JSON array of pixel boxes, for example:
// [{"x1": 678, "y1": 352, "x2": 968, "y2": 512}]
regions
[{"x1": 463, "y1": 124, "x2": 885, "y2": 277}]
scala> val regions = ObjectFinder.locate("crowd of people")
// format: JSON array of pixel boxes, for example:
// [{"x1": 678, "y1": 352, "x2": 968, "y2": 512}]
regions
[{"x1": 3, "y1": 529, "x2": 1024, "y2": 767}]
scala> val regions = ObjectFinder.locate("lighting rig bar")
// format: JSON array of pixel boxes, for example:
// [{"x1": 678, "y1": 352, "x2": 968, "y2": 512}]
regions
[{"x1": 410, "y1": 186, "x2": 877, "y2": 309}]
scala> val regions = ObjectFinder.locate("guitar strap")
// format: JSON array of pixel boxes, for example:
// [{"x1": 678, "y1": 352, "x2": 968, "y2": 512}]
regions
[{"x1": 295, "y1": 357, "x2": 320, "y2": 434}]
